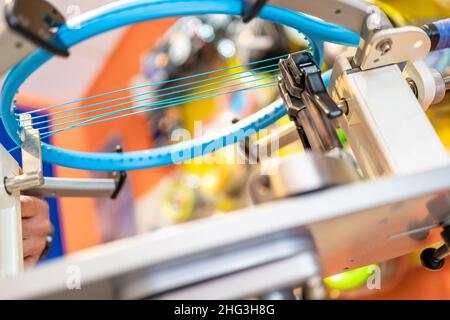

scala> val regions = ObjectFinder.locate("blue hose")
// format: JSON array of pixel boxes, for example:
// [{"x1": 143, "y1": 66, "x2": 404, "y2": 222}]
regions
[{"x1": 0, "y1": 0, "x2": 359, "y2": 171}]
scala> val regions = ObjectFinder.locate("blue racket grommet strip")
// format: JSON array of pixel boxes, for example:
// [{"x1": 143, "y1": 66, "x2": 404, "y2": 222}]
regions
[{"x1": 1, "y1": 0, "x2": 359, "y2": 171}]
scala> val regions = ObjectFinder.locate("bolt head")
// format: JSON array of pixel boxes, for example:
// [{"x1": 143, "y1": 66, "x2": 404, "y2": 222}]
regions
[
  {"x1": 376, "y1": 39, "x2": 393, "y2": 55},
  {"x1": 421, "y1": 247, "x2": 445, "y2": 271}
]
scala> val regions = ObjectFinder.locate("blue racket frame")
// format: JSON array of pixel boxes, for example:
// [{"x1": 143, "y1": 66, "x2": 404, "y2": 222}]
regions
[{"x1": 0, "y1": 0, "x2": 359, "y2": 171}]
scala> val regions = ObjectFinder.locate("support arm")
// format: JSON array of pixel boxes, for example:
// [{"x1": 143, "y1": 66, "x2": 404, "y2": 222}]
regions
[{"x1": 270, "y1": 0, "x2": 391, "y2": 36}]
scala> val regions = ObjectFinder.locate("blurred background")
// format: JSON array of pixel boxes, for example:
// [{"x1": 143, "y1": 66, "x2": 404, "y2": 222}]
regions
[{"x1": 1, "y1": 0, "x2": 450, "y2": 299}]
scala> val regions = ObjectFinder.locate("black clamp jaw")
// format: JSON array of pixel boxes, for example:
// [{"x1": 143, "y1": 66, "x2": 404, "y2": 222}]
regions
[
  {"x1": 110, "y1": 170, "x2": 127, "y2": 200},
  {"x1": 242, "y1": 0, "x2": 269, "y2": 23},
  {"x1": 278, "y1": 51, "x2": 346, "y2": 153},
  {"x1": 110, "y1": 145, "x2": 127, "y2": 200},
  {"x1": 4, "y1": 0, "x2": 69, "y2": 57}
]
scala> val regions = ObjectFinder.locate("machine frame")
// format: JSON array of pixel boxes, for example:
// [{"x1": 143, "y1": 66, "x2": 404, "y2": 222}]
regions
[{"x1": 1, "y1": 0, "x2": 450, "y2": 299}]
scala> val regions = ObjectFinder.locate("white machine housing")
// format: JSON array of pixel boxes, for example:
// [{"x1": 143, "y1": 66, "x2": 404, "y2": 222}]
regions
[
  {"x1": 329, "y1": 55, "x2": 450, "y2": 178},
  {"x1": 0, "y1": 144, "x2": 23, "y2": 277}
]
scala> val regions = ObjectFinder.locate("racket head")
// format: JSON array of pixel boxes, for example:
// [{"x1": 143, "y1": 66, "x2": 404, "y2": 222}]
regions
[{"x1": 1, "y1": 0, "x2": 359, "y2": 171}]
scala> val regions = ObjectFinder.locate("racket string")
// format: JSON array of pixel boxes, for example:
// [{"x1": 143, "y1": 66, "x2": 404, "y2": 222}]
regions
[
  {"x1": 39, "y1": 81, "x2": 278, "y2": 141},
  {"x1": 19, "y1": 54, "x2": 287, "y2": 116},
  {"x1": 14, "y1": 55, "x2": 285, "y2": 141},
  {"x1": 22, "y1": 62, "x2": 281, "y2": 124},
  {"x1": 26, "y1": 66, "x2": 281, "y2": 129},
  {"x1": 27, "y1": 73, "x2": 280, "y2": 132}
]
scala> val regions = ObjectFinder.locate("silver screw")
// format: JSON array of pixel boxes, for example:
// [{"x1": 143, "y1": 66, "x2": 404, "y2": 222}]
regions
[
  {"x1": 337, "y1": 99, "x2": 349, "y2": 115},
  {"x1": 376, "y1": 39, "x2": 392, "y2": 56}
]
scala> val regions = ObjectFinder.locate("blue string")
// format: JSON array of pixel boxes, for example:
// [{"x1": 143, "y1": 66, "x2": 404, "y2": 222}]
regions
[
  {"x1": 28, "y1": 66, "x2": 280, "y2": 127},
  {"x1": 8, "y1": 81, "x2": 277, "y2": 153},
  {"x1": 24, "y1": 54, "x2": 287, "y2": 116},
  {"x1": 37, "y1": 74, "x2": 279, "y2": 131},
  {"x1": 25, "y1": 62, "x2": 280, "y2": 123}
]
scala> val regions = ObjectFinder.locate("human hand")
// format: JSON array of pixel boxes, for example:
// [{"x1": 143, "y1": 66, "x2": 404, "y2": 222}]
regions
[{"x1": 21, "y1": 196, "x2": 52, "y2": 268}]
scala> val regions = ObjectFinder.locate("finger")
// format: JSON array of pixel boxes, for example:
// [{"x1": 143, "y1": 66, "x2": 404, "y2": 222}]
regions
[
  {"x1": 22, "y1": 215, "x2": 52, "y2": 238},
  {"x1": 21, "y1": 196, "x2": 49, "y2": 219},
  {"x1": 24, "y1": 255, "x2": 39, "y2": 269},
  {"x1": 23, "y1": 237, "x2": 46, "y2": 258}
]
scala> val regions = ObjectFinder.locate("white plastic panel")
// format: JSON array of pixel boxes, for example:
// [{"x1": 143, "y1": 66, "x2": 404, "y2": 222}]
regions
[
  {"x1": 332, "y1": 62, "x2": 449, "y2": 178},
  {"x1": 1, "y1": 165, "x2": 450, "y2": 298},
  {"x1": 0, "y1": 144, "x2": 22, "y2": 278}
]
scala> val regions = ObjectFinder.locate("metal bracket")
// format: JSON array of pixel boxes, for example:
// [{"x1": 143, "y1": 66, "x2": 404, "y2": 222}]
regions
[
  {"x1": 4, "y1": 115, "x2": 126, "y2": 199},
  {"x1": 353, "y1": 26, "x2": 431, "y2": 70},
  {"x1": 270, "y1": 0, "x2": 382, "y2": 36},
  {"x1": 278, "y1": 51, "x2": 346, "y2": 153},
  {"x1": 270, "y1": 0, "x2": 431, "y2": 70},
  {"x1": 4, "y1": 114, "x2": 44, "y2": 195}
]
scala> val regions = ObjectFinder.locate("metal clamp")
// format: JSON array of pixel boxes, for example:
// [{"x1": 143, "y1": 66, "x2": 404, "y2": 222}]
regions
[
  {"x1": 278, "y1": 51, "x2": 346, "y2": 153},
  {"x1": 22, "y1": 176, "x2": 126, "y2": 199},
  {"x1": 4, "y1": 114, "x2": 44, "y2": 195},
  {"x1": 4, "y1": 115, "x2": 126, "y2": 199}
]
